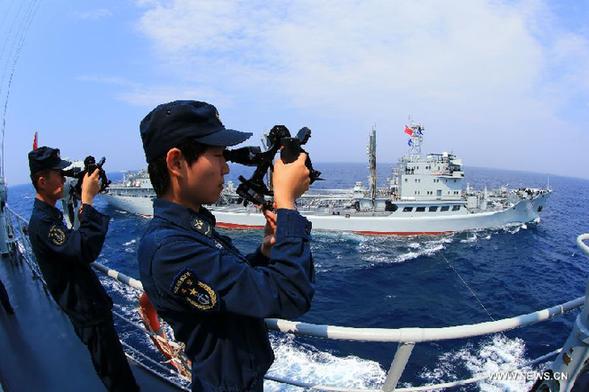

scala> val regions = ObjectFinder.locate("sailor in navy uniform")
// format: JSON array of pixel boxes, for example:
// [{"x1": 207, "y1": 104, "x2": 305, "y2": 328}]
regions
[
  {"x1": 27, "y1": 146, "x2": 139, "y2": 391},
  {"x1": 137, "y1": 100, "x2": 315, "y2": 391}
]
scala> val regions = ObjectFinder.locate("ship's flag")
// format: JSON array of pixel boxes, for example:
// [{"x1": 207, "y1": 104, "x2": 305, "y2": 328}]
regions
[
  {"x1": 404, "y1": 126, "x2": 413, "y2": 136},
  {"x1": 32, "y1": 132, "x2": 38, "y2": 150}
]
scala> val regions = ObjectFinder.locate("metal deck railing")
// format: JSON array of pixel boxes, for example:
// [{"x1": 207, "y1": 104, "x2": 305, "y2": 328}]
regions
[{"x1": 5, "y1": 206, "x2": 587, "y2": 391}]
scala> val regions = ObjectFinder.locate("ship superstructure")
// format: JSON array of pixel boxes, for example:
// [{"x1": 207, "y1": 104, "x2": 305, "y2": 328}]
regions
[{"x1": 103, "y1": 124, "x2": 551, "y2": 234}]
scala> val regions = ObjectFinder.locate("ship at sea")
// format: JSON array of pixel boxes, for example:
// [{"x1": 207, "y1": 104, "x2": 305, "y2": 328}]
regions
[
  {"x1": 4, "y1": 172, "x2": 589, "y2": 392},
  {"x1": 6, "y1": 3, "x2": 589, "y2": 390},
  {"x1": 103, "y1": 124, "x2": 551, "y2": 235}
]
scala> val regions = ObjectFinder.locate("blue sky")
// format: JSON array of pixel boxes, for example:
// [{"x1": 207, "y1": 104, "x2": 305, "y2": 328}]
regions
[{"x1": 1, "y1": 0, "x2": 588, "y2": 185}]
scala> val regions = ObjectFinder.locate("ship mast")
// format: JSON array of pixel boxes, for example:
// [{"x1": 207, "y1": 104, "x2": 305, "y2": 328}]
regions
[
  {"x1": 367, "y1": 126, "x2": 377, "y2": 210},
  {"x1": 407, "y1": 123, "x2": 424, "y2": 157},
  {"x1": 0, "y1": 1, "x2": 41, "y2": 254}
]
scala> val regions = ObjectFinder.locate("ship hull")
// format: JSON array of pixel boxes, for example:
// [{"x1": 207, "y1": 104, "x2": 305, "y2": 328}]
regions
[
  {"x1": 102, "y1": 192, "x2": 550, "y2": 235},
  {"x1": 102, "y1": 194, "x2": 154, "y2": 217}
]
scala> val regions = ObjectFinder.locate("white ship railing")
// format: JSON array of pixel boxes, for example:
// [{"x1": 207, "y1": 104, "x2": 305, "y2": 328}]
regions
[
  {"x1": 91, "y1": 230, "x2": 589, "y2": 391},
  {"x1": 91, "y1": 259, "x2": 583, "y2": 391},
  {"x1": 6, "y1": 206, "x2": 587, "y2": 391}
]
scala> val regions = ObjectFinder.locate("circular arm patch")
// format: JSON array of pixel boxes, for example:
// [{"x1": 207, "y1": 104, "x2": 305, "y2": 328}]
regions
[
  {"x1": 48, "y1": 225, "x2": 67, "y2": 246},
  {"x1": 171, "y1": 270, "x2": 217, "y2": 311}
]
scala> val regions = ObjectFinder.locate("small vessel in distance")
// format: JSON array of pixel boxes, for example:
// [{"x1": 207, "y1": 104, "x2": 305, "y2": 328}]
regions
[{"x1": 103, "y1": 123, "x2": 551, "y2": 235}]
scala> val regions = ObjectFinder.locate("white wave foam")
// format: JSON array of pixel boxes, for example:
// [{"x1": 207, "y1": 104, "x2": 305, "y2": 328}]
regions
[
  {"x1": 101, "y1": 276, "x2": 141, "y2": 305},
  {"x1": 266, "y1": 335, "x2": 385, "y2": 391},
  {"x1": 123, "y1": 239, "x2": 137, "y2": 246},
  {"x1": 353, "y1": 235, "x2": 454, "y2": 264},
  {"x1": 460, "y1": 233, "x2": 478, "y2": 243},
  {"x1": 502, "y1": 223, "x2": 527, "y2": 235},
  {"x1": 314, "y1": 230, "x2": 366, "y2": 243},
  {"x1": 419, "y1": 334, "x2": 536, "y2": 392},
  {"x1": 396, "y1": 243, "x2": 445, "y2": 262}
]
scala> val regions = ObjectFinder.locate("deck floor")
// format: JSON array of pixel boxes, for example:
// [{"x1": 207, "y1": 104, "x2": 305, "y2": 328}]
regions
[{"x1": 0, "y1": 252, "x2": 184, "y2": 392}]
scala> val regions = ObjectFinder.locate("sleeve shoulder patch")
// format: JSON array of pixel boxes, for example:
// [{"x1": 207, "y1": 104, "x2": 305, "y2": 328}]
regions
[
  {"x1": 48, "y1": 224, "x2": 67, "y2": 246},
  {"x1": 171, "y1": 269, "x2": 217, "y2": 311}
]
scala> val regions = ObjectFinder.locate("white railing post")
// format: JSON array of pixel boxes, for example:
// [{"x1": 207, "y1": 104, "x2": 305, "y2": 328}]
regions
[
  {"x1": 383, "y1": 342, "x2": 415, "y2": 392},
  {"x1": 533, "y1": 234, "x2": 589, "y2": 391}
]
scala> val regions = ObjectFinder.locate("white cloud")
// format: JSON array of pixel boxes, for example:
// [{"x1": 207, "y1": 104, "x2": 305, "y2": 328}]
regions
[{"x1": 133, "y1": 0, "x2": 589, "y2": 177}]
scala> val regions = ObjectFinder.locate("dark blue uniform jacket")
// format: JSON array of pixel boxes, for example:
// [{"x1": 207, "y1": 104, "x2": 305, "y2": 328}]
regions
[
  {"x1": 138, "y1": 199, "x2": 315, "y2": 391},
  {"x1": 28, "y1": 198, "x2": 112, "y2": 325}
]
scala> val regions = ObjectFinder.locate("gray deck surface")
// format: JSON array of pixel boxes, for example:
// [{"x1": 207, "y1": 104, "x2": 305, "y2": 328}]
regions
[{"x1": 0, "y1": 253, "x2": 184, "y2": 392}]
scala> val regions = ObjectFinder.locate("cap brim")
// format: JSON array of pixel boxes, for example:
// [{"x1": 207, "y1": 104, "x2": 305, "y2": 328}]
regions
[
  {"x1": 196, "y1": 128, "x2": 252, "y2": 147},
  {"x1": 52, "y1": 159, "x2": 72, "y2": 170}
]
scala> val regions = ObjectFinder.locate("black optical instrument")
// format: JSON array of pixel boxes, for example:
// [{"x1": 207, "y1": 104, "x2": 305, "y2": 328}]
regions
[
  {"x1": 224, "y1": 125, "x2": 322, "y2": 211},
  {"x1": 62, "y1": 155, "x2": 111, "y2": 200}
]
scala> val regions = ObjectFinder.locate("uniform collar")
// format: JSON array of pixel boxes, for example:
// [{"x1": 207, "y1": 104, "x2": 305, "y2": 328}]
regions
[
  {"x1": 153, "y1": 198, "x2": 216, "y2": 237},
  {"x1": 34, "y1": 198, "x2": 63, "y2": 221}
]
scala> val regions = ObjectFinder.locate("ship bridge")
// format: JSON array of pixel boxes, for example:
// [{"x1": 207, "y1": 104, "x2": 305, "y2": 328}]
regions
[{"x1": 392, "y1": 129, "x2": 465, "y2": 202}]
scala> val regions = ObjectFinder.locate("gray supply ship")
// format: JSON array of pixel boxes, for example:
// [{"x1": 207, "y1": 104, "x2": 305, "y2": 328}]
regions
[{"x1": 103, "y1": 124, "x2": 551, "y2": 234}]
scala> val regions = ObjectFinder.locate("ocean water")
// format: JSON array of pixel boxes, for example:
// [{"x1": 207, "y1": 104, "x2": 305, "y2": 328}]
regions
[{"x1": 8, "y1": 163, "x2": 589, "y2": 391}]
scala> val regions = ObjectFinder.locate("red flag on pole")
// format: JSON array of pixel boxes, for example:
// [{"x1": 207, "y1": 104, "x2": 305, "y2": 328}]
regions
[
  {"x1": 32, "y1": 132, "x2": 38, "y2": 150},
  {"x1": 404, "y1": 126, "x2": 413, "y2": 136}
]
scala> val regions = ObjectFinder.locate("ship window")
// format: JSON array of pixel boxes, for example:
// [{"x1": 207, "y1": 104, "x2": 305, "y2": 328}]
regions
[
  {"x1": 403, "y1": 207, "x2": 413, "y2": 212},
  {"x1": 452, "y1": 205, "x2": 461, "y2": 211},
  {"x1": 429, "y1": 206, "x2": 438, "y2": 212},
  {"x1": 440, "y1": 206, "x2": 450, "y2": 212},
  {"x1": 416, "y1": 207, "x2": 426, "y2": 212},
  {"x1": 405, "y1": 178, "x2": 408, "y2": 182}
]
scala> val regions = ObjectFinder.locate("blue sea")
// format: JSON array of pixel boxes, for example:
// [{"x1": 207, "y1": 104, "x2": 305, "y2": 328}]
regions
[{"x1": 8, "y1": 163, "x2": 589, "y2": 391}]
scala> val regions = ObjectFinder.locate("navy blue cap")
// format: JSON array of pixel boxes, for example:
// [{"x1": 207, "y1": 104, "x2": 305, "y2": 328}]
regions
[
  {"x1": 28, "y1": 146, "x2": 71, "y2": 175},
  {"x1": 140, "y1": 100, "x2": 252, "y2": 163}
]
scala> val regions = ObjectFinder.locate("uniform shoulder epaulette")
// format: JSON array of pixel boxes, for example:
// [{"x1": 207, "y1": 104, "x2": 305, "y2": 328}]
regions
[{"x1": 190, "y1": 217, "x2": 213, "y2": 237}]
